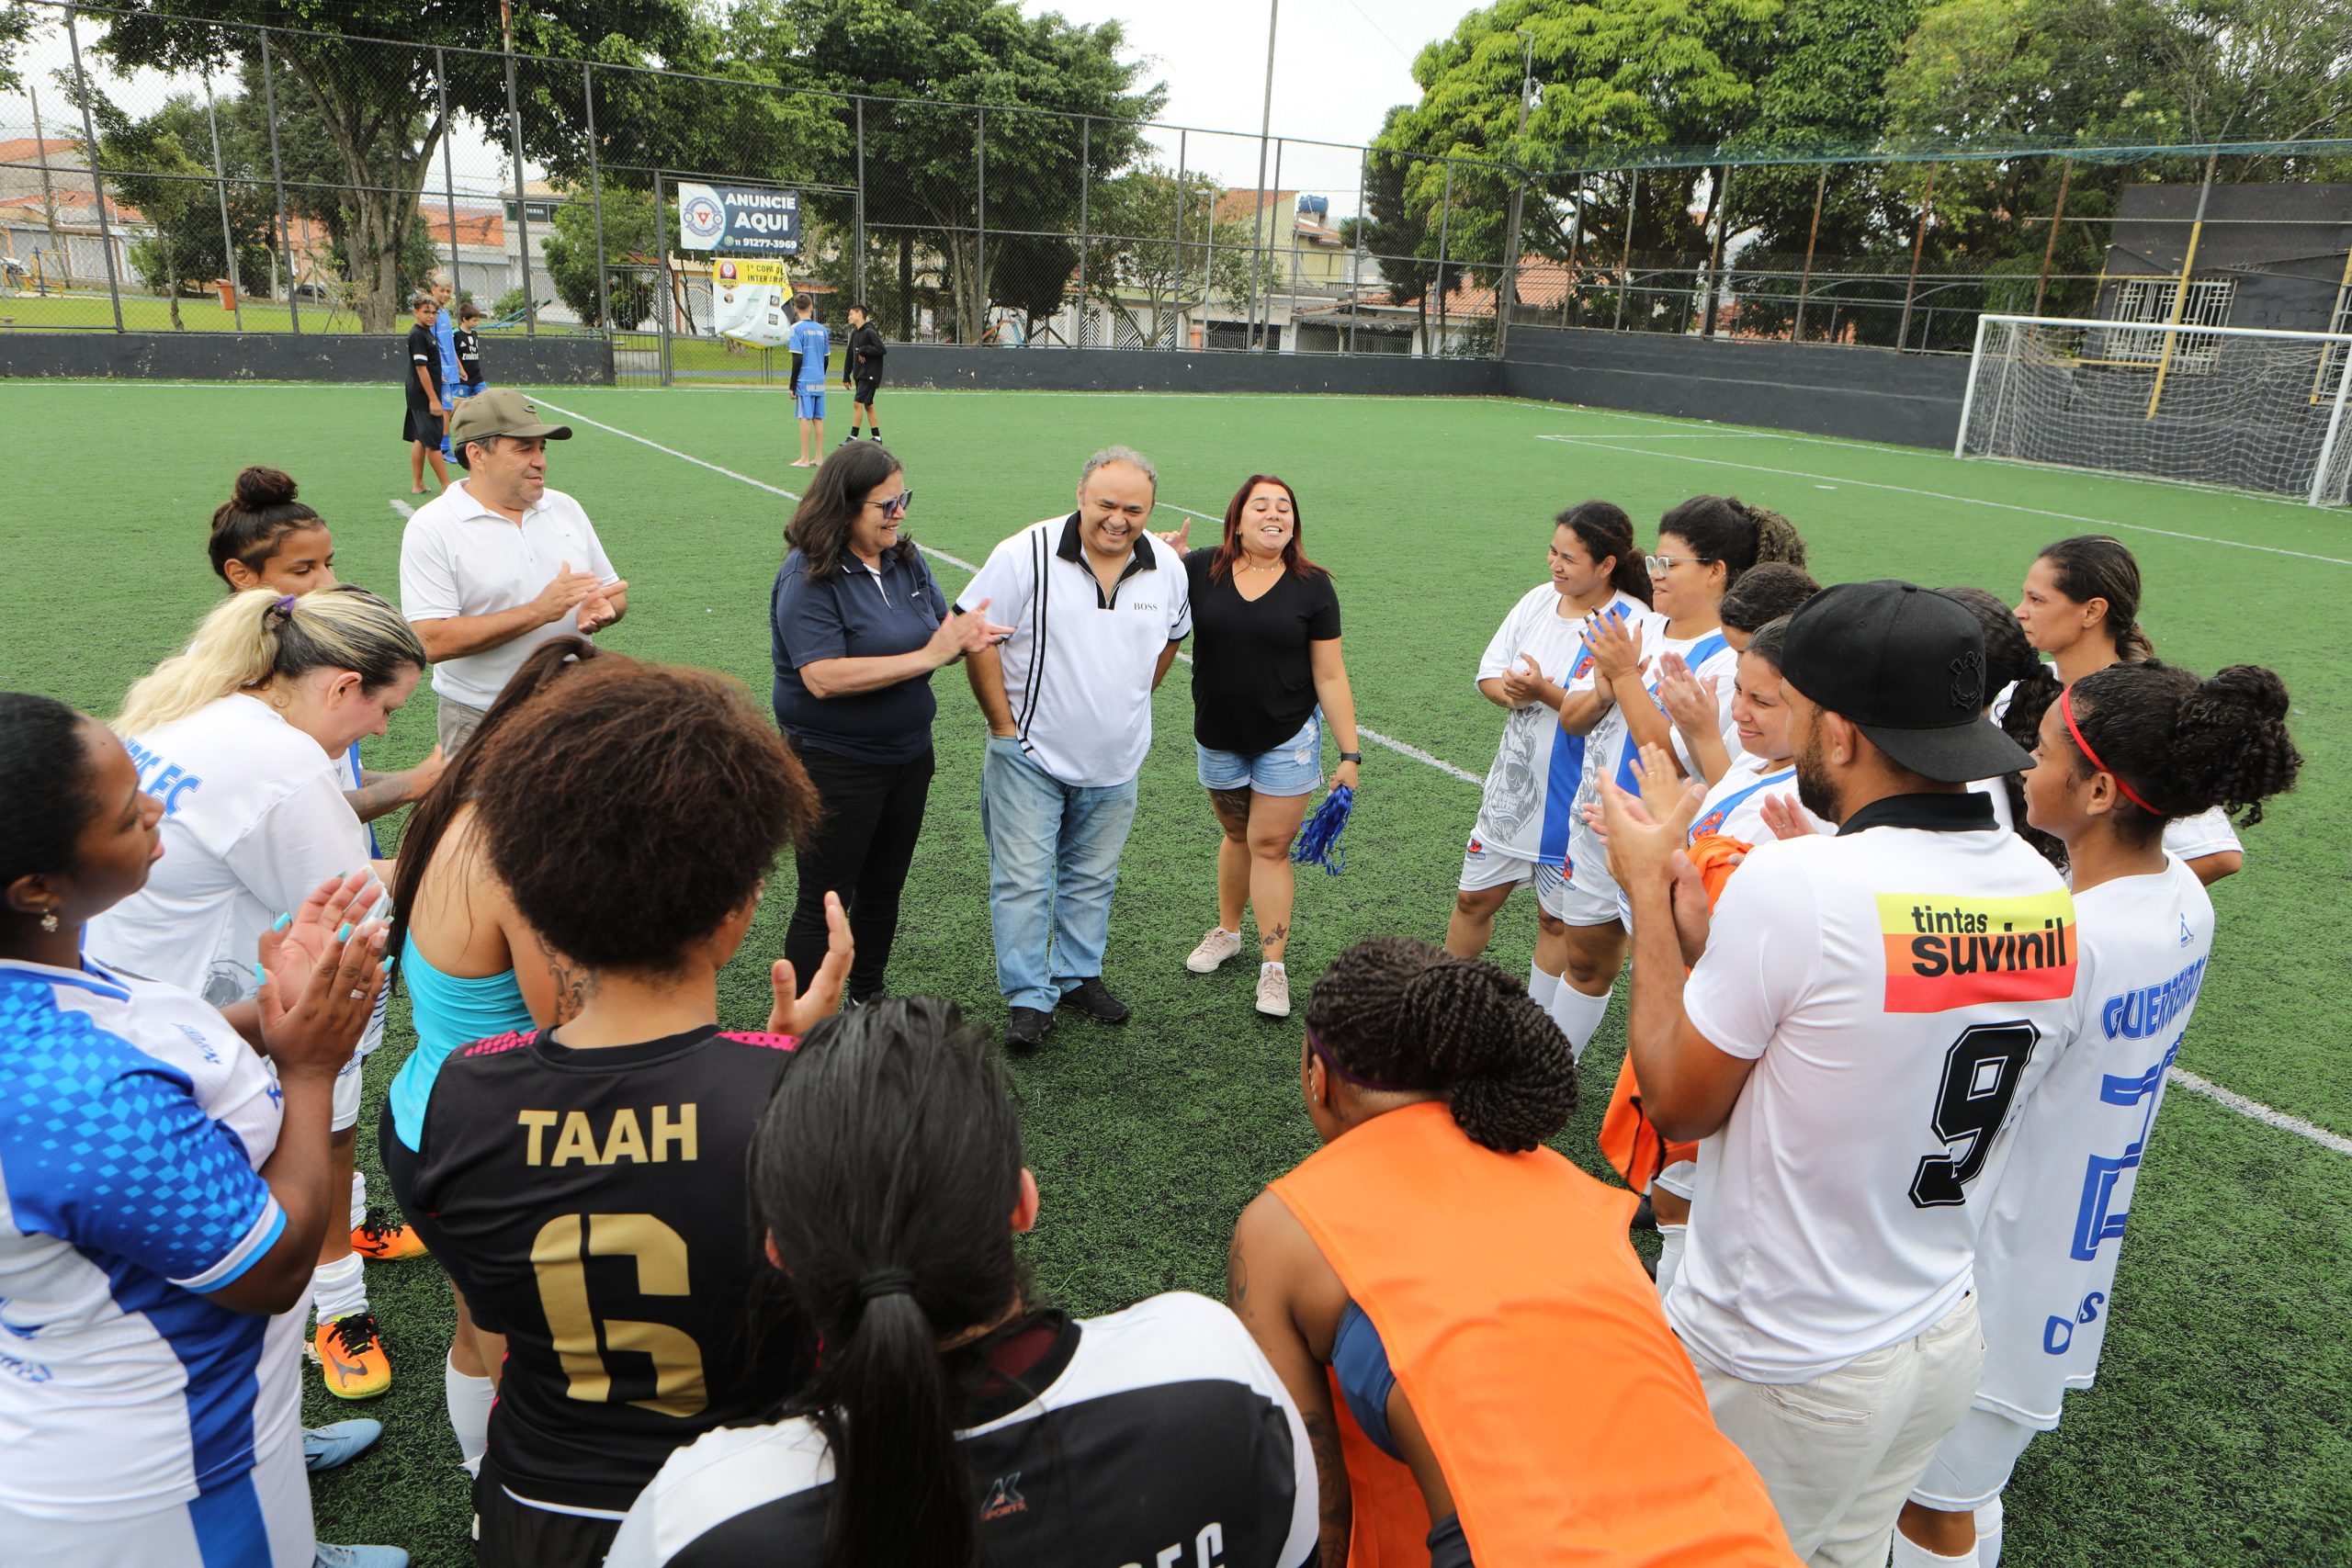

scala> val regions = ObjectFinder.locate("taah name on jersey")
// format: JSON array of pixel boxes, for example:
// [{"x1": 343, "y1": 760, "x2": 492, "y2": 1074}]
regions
[{"x1": 1877, "y1": 890, "x2": 2077, "y2": 1013}]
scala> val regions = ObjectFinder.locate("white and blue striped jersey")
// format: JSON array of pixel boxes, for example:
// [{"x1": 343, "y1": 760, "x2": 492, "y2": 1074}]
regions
[
  {"x1": 1966, "y1": 857, "x2": 2214, "y2": 1428},
  {"x1": 1568, "y1": 619, "x2": 1732, "y2": 897},
  {"x1": 1471, "y1": 587, "x2": 1646, "y2": 866},
  {"x1": 0, "y1": 957, "x2": 299, "y2": 1523}
]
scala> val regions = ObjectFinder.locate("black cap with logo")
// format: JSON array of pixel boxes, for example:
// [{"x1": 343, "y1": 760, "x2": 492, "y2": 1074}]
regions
[{"x1": 1779, "y1": 580, "x2": 2032, "y2": 784}]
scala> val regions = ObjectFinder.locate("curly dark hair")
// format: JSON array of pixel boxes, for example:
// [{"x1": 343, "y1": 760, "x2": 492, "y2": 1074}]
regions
[
  {"x1": 785, "y1": 441, "x2": 915, "y2": 581},
  {"x1": 0, "y1": 692, "x2": 98, "y2": 888},
  {"x1": 2064, "y1": 660, "x2": 2301, "y2": 838},
  {"x1": 1657, "y1": 494, "x2": 1807, "y2": 591},
  {"x1": 1940, "y1": 585, "x2": 2065, "y2": 868},
  {"x1": 1305, "y1": 937, "x2": 1577, "y2": 1154},
  {"x1": 1720, "y1": 561, "x2": 1820, "y2": 634},
  {"x1": 467, "y1": 660, "x2": 823, "y2": 970}
]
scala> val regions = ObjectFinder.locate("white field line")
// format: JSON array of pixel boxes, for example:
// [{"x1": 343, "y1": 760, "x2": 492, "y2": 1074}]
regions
[
  {"x1": 532, "y1": 398, "x2": 2344, "y2": 1156},
  {"x1": 1534, "y1": 434, "x2": 2352, "y2": 568},
  {"x1": 390, "y1": 498, "x2": 414, "y2": 519}
]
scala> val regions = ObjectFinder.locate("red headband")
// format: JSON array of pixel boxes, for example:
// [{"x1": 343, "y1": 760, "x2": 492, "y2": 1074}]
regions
[{"x1": 2059, "y1": 685, "x2": 2160, "y2": 815}]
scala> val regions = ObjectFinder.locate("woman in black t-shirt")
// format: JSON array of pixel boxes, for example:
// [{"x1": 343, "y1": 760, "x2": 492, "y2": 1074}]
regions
[{"x1": 1181, "y1": 475, "x2": 1360, "y2": 1020}]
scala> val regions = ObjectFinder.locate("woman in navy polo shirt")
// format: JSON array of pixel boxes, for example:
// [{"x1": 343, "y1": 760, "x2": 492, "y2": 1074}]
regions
[{"x1": 771, "y1": 444, "x2": 1008, "y2": 1002}]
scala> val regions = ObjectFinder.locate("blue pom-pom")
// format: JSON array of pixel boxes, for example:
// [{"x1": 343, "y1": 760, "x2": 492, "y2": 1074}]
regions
[{"x1": 1291, "y1": 784, "x2": 1353, "y2": 876}]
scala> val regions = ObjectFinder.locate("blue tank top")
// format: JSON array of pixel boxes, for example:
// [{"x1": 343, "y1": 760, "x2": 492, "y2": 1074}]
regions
[
  {"x1": 1332, "y1": 1298, "x2": 1401, "y2": 1461},
  {"x1": 389, "y1": 931, "x2": 533, "y2": 1151}
]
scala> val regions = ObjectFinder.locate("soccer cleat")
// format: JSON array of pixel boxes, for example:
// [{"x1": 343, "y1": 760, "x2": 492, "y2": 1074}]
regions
[
  {"x1": 303, "y1": 1419, "x2": 384, "y2": 1473},
  {"x1": 1056, "y1": 976, "x2": 1130, "y2": 1024},
  {"x1": 350, "y1": 1214, "x2": 428, "y2": 1261},
  {"x1": 311, "y1": 1312, "x2": 392, "y2": 1400},
  {"x1": 313, "y1": 1545, "x2": 410, "y2": 1568},
  {"x1": 1186, "y1": 927, "x2": 1244, "y2": 974},
  {"x1": 1256, "y1": 963, "x2": 1292, "y2": 1019}
]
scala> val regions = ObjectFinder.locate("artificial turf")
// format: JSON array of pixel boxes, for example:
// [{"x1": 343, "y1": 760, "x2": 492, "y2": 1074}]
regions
[{"x1": 1, "y1": 377, "x2": 2346, "y2": 1565}]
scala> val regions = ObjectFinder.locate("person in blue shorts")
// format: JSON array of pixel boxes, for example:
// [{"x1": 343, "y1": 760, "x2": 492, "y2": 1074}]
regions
[
  {"x1": 788, "y1": 294, "x2": 829, "y2": 468},
  {"x1": 432, "y1": 276, "x2": 462, "y2": 459}
]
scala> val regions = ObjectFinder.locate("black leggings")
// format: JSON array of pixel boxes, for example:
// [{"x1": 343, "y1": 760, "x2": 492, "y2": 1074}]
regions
[{"x1": 785, "y1": 740, "x2": 934, "y2": 1002}]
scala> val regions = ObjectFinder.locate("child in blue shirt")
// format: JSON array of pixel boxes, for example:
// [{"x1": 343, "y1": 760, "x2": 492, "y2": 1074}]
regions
[{"x1": 788, "y1": 294, "x2": 830, "y2": 468}]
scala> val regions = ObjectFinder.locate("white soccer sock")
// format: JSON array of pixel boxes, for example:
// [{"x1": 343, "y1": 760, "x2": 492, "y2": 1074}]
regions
[
  {"x1": 311, "y1": 1253, "x2": 368, "y2": 1326},
  {"x1": 1546, "y1": 982, "x2": 1611, "y2": 1062},
  {"x1": 348, "y1": 1168, "x2": 366, "y2": 1232},
  {"x1": 1655, "y1": 1223, "x2": 1688, "y2": 1298},
  {"x1": 445, "y1": 1353, "x2": 493, "y2": 1479},
  {"x1": 1528, "y1": 964, "x2": 1561, "y2": 1010},
  {"x1": 1891, "y1": 1524, "x2": 1979, "y2": 1568},
  {"x1": 1977, "y1": 1496, "x2": 2004, "y2": 1568}
]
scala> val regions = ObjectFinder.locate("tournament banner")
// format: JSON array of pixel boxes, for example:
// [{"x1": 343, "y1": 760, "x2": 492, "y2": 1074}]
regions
[
  {"x1": 712, "y1": 257, "x2": 794, "y2": 349},
  {"x1": 676, "y1": 182, "x2": 803, "y2": 255}
]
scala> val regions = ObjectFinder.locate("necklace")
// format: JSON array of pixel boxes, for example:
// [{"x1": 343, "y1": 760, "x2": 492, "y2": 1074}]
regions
[{"x1": 1238, "y1": 556, "x2": 1283, "y2": 572}]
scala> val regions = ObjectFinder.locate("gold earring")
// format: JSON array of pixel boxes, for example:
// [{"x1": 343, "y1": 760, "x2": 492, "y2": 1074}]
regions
[{"x1": 40, "y1": 910, "x2": 61, "y2": 932}]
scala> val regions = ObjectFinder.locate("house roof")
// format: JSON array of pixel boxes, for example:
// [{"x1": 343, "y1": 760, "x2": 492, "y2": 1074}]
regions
[
  {"x1": 1214, "y1": 188, "x2": 1296, "y2": 225},
  {"x1": 0, "y1": 188, "x2": 142, "y2": 223},
  {"x1": 0, "y1": 137, "x2": 81, "y2": 165}
]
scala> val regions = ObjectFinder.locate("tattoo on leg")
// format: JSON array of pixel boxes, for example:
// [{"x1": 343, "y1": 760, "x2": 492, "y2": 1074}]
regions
[{"x1": 1261, "y1": 922, "x2": 1290, "y2": 951}]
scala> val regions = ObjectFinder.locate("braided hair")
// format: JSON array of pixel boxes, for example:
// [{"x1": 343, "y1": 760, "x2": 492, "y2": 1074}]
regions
[
  {"x1": 1940, "y1": 585, "x2": 2065, "y2": 868},
  {"x1": 2039, "y1": 536, "x2": 2154, "y2": 661},
  {"x1": 2062, "y1": 660, "x2": 2301, "y2": 839},
  {"x1": 1305, "y1": 937, "x2": 1577, "y2": 1154}
]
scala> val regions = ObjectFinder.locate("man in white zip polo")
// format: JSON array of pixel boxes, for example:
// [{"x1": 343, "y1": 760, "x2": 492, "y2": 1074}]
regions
[{"x1": 958, "y1": 446, "x2": 1192, "y2": 1051}]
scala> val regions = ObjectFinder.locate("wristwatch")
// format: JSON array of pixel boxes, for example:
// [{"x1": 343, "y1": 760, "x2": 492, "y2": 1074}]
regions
[{"x1": 1338, "y1": 750, "x2": 1363, "y2": 763}]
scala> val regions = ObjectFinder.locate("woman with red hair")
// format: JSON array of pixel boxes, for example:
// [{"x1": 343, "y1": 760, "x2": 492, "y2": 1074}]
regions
[{"x1": 1181, "y1": 475, "x2": 1361, "y2": 1020}]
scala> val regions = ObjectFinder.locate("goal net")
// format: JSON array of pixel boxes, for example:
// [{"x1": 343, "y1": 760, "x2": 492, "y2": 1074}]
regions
[{"x1": 1956, "y1": 314, "x2": 2352, "y2": 507}]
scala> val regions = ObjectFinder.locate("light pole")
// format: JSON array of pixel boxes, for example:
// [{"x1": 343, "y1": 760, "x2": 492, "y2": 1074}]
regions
[
  {"x1": 1247, "y1": 0, "x2": 1279, "y2": 349},
  {"x1": 1498, "y1": 28, "x2": 1535, "y2": 358}
]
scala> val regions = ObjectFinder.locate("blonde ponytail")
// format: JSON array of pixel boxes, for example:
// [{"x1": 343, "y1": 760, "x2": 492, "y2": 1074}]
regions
[{"x1": 115, "y1": 585, "x2": 425, "y2": 739}]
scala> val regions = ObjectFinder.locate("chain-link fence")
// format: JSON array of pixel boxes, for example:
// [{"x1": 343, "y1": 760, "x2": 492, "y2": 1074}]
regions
[{"x1": 5, "y1": 2, "x2": 2348, "y2": 386}]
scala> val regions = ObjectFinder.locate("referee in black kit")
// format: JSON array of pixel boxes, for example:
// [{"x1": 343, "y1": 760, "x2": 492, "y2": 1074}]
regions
[{"x1": 844, "y1": 302, "x2": 887, "y2": 443}]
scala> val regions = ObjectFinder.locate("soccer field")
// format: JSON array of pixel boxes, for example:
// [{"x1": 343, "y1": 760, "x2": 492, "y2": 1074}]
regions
[{"x1": 2, "y1": 378, "x2": 2346, "y2": 1565}]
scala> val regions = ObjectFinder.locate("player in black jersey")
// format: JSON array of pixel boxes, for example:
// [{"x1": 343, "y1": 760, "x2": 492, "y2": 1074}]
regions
[
  {"x1": 605, "y1": 998, "x2": 1318, "y2": 1568},
  {"x1": 386, "y1": 657, "x2": 850, "y2": 1567}
]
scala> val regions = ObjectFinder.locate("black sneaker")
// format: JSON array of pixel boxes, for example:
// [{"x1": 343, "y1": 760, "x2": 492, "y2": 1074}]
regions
[
  {"x1": 1631, "y1": 1192, "x2": 1657, "y2": 1233},
  {"x1": 1056, "y1": 976, "x2": 1130, "y2": 1024},
  {"x1": 1003, "y1": 1007, "x2": 1054, "y2": 1052}
]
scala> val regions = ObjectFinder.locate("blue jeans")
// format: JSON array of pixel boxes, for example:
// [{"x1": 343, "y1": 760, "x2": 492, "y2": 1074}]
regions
[{"x1": 979, "y1": 736, "x2": 1139, "y2": 1012}]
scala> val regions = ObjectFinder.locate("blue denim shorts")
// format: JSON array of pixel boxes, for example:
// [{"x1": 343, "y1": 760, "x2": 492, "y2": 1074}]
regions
[
  {"x1": 1197, "y1": 712, "x2": 1322, "y2": 796},
  {"x1": 796, "y1": 388, "x2": 826, "y2": 420}
]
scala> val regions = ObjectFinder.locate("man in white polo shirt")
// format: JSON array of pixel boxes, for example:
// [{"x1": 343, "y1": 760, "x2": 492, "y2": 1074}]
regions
[
  {"x1": 957, "y1": 446, "x2": 1192, "y2": 1050},
  {"x1": 1601, "y1": 581, "x2": 2077, "y2": 1568},
  {"x1": 398, "y1": 389, "x2": 628, "y2": 750}
]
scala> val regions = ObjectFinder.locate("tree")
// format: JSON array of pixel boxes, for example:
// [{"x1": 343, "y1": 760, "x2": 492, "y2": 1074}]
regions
[
  {"x1": 92, "y1": 0, "x2": 709, "y2": 332},
  {"x1": 729, "y1": 0, "x2": 1165, "y2": 342},
  {"x1": 96, "y1": 92, "x2": 277, "y2": 326},
  {"x1": 1077, "y1": 166, "x2": 1272, "y2": 347},
  {"x1": 0, "y1": 3, "x2": 34, "y2": 95},
  {"x1": 542, "y1": 186, "x2": 659, "y2": 328}
]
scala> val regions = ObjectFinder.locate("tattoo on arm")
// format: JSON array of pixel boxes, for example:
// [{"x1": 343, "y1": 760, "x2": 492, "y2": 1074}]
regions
[
  {"x1": 1227, "y1": 1239, "x2": 1250, "y2": 1309},
  {"x1": 342, "y1": 773, "x2": 414, "y2": 825},
  {"x1": 1302, "y1": 1409, "x2": 1351, "y2": 1567}
]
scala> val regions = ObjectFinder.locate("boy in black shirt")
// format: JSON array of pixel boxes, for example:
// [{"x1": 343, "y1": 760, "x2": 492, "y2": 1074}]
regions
[
  {"x1": 844, "y1": 302, "x2": 887, "y2": 442},
  {"x1": 403, "y1": 291, "x2": 451, "y2": 493},
  {"x1": 453, "y1": 300, "x2": 487, "y2": 400}
]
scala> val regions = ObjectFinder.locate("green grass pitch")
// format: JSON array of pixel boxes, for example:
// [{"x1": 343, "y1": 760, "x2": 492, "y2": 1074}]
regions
[{"x1": 1, "y1": 377, "x2": 2346, "y2": 1564}]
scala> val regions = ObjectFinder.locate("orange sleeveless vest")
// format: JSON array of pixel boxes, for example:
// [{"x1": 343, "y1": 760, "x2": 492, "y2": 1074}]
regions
[
  {"x1": 1599, "y1": 831, "x2": 1748, "y2": 1190},
  {"x1": 1271, "y1": 1100, "x2": 1796, "y2": 1567}
]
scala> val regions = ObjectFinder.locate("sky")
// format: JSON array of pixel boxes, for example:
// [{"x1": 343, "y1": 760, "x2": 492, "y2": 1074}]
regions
[
  {"x1": 1027, "y1": 0, "x2": 1444, "y2": 197},
  {"x1": 2, "y1": 0, "x2": 1453, "y2": 209}
]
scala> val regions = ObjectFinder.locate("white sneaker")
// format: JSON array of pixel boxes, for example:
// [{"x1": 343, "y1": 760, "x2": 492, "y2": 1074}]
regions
[
  {"x1": 1187, "y1": 928, "x2": 1244, "y2": 974},
  {"x1": 1256, "y1": 962, "x2": 1292, "y2": 1018}
]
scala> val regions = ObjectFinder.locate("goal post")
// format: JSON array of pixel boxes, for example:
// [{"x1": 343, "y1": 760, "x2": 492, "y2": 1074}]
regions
[{"x1": 1955, "y1": 313, "x2": 2352, "y2": 508}]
